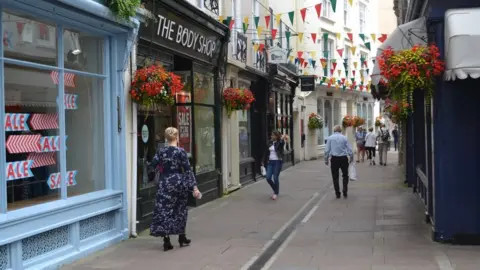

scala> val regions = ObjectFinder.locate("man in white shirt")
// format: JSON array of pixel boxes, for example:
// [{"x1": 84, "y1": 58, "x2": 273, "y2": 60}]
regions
[{"x1": 377, "y1": 124, "x2": 390, "y2": 166}]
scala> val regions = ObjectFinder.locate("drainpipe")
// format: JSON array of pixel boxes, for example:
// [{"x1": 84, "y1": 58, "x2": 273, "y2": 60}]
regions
[{"x1": 130, "y1": 51, "x2": 138, "y2": 238}]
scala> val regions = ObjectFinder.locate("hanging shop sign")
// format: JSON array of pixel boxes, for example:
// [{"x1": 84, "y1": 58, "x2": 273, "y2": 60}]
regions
[
  {"x1": 47, "y1": 170, "x2": 77, "y2": 190},
  {"x1": 267, "y1": 46, "x2": 288, "y2": 64},
  {"x1": 139, "y1": 2, "x2": 222, "y2": 65},
  {"x1": 177, "y1": 106, "x2": 191, "y2": 153},
  {"x1": 300, "y1": 76, "x2": 315, "y2": 92}
]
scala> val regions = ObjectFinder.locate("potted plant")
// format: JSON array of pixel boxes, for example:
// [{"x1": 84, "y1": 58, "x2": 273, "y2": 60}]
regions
[
  {"x1": 377, "y1": 44, "x2": 445, "y2": 113},
  {"x1": 130, "y1": 65, "x2": 184, "y2": 110},
  {"x1": 342, "y1": 115, "x2": 353, "y2": 128},
  {"x1": 375, "y1": 116, "x2": 383, "y2": 127},
  {"x1": 307, "y1": 113, "x2": 323, "y2": 130},
  {"x1": 352, "y1": 116, "x2": 365, "y2": 128},
  {"x1": 222, "y1": 88, "x2": 255, "y2": 117}
]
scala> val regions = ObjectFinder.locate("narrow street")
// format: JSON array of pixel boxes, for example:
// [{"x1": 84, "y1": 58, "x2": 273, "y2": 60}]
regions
[{"x1": 62, "y1": 153, "x2": 480, "y2": 270}]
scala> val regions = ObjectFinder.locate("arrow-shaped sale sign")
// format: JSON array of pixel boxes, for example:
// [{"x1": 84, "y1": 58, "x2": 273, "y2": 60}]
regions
[
  {"x1": 47, "y1": 170, "x2": 77, "y2": 190},
  {"x1": 6, "y1": 160, "x2": 34, "y2": 181}
]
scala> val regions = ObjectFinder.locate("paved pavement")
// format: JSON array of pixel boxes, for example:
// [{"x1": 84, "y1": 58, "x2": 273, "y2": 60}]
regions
[{"x1": 62, "y1": 152, "x2": 480, "y2": 270}]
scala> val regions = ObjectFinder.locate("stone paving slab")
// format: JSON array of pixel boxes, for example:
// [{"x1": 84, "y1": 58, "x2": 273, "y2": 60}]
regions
[{"x1": 61, "y1": 160, "x2": 331, "y2": 270}]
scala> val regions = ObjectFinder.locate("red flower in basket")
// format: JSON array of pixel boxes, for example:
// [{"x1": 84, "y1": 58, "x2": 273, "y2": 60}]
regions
[{"x1": 223, "y1": 88, "x2": 255, "y2": 117}]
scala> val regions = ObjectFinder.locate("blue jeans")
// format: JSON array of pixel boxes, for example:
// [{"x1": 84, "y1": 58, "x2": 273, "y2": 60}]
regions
[{"x1": 266, "y1": 160, "x2": 282, "y2": 195}]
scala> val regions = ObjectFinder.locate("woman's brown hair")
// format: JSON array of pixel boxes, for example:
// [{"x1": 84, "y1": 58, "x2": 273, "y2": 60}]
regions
[{"x1": 272, "y1": 130, "x2": 282, "y2": 140}]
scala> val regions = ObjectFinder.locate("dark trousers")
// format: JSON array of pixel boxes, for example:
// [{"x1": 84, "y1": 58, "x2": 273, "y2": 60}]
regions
[
  {"x1": 394, "y1": 138, "x2": 398, "y2": 151},
  {"x1": 330, "y1": 156, "x2": 349, "y2": 195},
  {"x1": 266, "y1": 160, "x2": 282, "y2": 195},
  {"x1": 366, "y1": 147, "x2": 376, "y2": 160}
]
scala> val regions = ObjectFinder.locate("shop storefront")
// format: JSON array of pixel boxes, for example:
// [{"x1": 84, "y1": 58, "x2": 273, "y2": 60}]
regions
[
  {"x1": 133, "y1": 0, "x2": 228, "y2": 232},
  {"x1": 0, "y1": 0, "x2": 139, "y2": 269}
]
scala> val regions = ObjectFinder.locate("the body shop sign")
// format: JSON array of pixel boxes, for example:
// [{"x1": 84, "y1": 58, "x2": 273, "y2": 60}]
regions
[
  {"x1": 177, "y1": 106, "x2": 191, "y2": 153},
  {"x1": 140, "y1": 2, "x2": 221, "y2": 64}
]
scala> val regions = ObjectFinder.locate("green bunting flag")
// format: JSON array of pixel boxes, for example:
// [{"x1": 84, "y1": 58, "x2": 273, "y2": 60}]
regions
[
  {"x1": 365, "y1": 42, "x2": 371, "y2": 51},
  {"x1": 243, "y1": 23, "x2": 248, "y2": 34},
  {"x1": 288, "y1": 11, "x2": 295, "y2": 25},
  {"x1": 286, "y1": 31, "x2": 291, "y2": 41},
  {"x1": 331, "y1": 0, "x2": 337, "y2": 12},
  {"x1": 254, "y1": 16, "x2": 260, "y2": 28},
  {"x1": 359, "y1": 34, "x2": 365, "y2": 42},
  {"x1": 342, "y1": 85, "x2": 347, "y2": 91},
  {"x1": 223, "y1": 16, "x2": 232, "y2": 27}
]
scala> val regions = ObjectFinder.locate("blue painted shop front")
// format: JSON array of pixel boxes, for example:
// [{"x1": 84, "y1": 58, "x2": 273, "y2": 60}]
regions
[
  {"x1": 405, "y1": 0, "x2": 480, "y2": 243},
  {"x1": 0, "y1": 0, "x2": 138, "y2": 269}
]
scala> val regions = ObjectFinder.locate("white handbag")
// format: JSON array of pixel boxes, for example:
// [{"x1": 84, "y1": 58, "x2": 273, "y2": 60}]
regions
[{"x1": 260, "y1": 165, "x2": 266, "y2": 176}]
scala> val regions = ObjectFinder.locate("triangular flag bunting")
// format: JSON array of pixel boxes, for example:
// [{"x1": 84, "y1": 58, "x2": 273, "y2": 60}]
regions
[
  {"x1": 337, "y1": 48, "x2": 344, "y2": 57},
  {"x1": 347, "y1": 33, "x2": 353, "y2": 41},
  {"x1": 359, "y1": 33, "x2": 365, "y2": 42},
  {"x1": 289, "y1": 56, "x2": 294, "y2": 62},
  {"x1": 348, "y1": 0, "x2": 353, "y2": 5},
  {"x1": 253, "y1": 43, "x2": 259, "y2": 52},
  {"x1": 353, "y1": 70, "x2": 356, "y2": 77},
  {"x1": 222, "y1": 16, "x2": 232, "y2": 27},
  {"x1": 336, "y1": 33, "x2": 341, "y2": 40},
  {"x1": 286, "y1": 31, "x2": 291, "y2": 41},
  {"x1": 332, "y1": 62, "x2": 337, "y2": 71},
  {"x1": 365, "y1": 42, "x2": 371, "y2": 50},
  {"x1": 259, "y1": 44, "x2": 265, "y2": 51},
  {"x1": 378, "y1": 34, "x2": 387, "y2": 43},
  {"x1": 337, "y1": 69, "x2": 341, "y2": 77},
  {"x1": 320, "y1": 58, "x2": 327, "y2": 68},
  {"x1": 229, "y1": 19, "x2": 235, "y2": 30},
  {"x1": 298, "y1": 32, "x2": 304, "y2": 42},
  {"x1": 218, "y1": 16, "x2": 225, "y2": 23},
  {"x1": 275, "y1": 14, "x2": 282, "y2": 27},
  {"x1": 371, "y1": 33, "x2": 376, "y2": 41},
  {"x1": 311, "y1": 33, "x2": 317, "y2": 43},
  {"x1": 351, "y1": 46, "x2": 357, "y2": 55},
  {"x1": 312, "y1": 60, "x2": 317, "y2": 69},
  {"x1": 330, "y1": 69, "x2": 334, "y2": 76},
  {"x1": 353, "y1": 62, "x2": 358, "y2": 69},
  {"x1": 300, "y1": 8, "x2": 307, "y2": 22},
  {"x1": 265, "y1": 15, "x2": 271, "y2": 28},
  {"x1": 242, "y1": 23, "x2": 248, "y2": 34},
  {"x1": 243, "y1": 16, "x2": 249, "y2": 24},
  {"x1": 331, "y1": 0, "x2": 337, "y2": 12},
  {"x1": 271, "y1": 29, "x2": 278, "y2": 40},
  {"x1": 254, "y1": 16, "x2": 260, "y2": 28},
  {"x1": 297, "y1": 51, "x2": 303, "y2": 59},
  {"x1": 303, "y1": 61, "x2": 308, "y2": 68},
  {"x1": 315, "y1": 4, "x2": 322, "y2": 18},
  {"x1": 288, "y1": 11, "x2": 295, "y2": 25},
  {"x1": 257, "y1": 26, "x2": 264, "y2": 35},
  {"x1": 366, "y1": 68, "x2": 370, "y2": 74},
  {"x1": 310, "y1": 51, "x2": 317, "y2": 58}
]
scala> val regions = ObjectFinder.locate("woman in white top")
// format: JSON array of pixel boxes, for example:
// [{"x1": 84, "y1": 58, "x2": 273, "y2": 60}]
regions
[
  {"x1": 364, "y1": 127, "x2": 377, "y2": 165},
  {"x1": 262, "y1": 131, "x2": 286, "y2": 200}
]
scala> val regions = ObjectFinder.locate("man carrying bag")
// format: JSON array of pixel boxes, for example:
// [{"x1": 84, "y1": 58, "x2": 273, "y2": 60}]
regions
[{"x1": 377, "y1": 124, "x2": 390, "y2": 166}]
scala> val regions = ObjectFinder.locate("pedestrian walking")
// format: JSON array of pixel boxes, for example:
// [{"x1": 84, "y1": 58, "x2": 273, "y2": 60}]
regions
[
  {"x1": 262, "y1": 130, "x2": 286, "y2": 200},
  {"x1": 149, "y1": 127, "x2": 202, "y2": 251},
  {"x1": 365, "y1": 127, "x2": 377, "y2": 165},
  {"x1": 392, "y1": 125, "x2": 399, "y2": 151},
  {"x1": 325, "y1": 125, "x2": 354, "y2": 198},
  {"x1": 377, "y1": 124, "x2": 390, "y2": 166},
  {"x1": 355, "y1": 127, "x2": 367, "y2": 163}
]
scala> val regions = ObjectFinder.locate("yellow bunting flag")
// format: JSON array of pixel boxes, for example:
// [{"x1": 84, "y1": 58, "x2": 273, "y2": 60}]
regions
[
  {"x1": 304, "y1": 70, "x2": 309, "y2": 75},
  {"x1": 371, "y1": 33, "x2": 376, "y2": 42},
  {"x1": 348, "y1": 0, "x2": 353, "y2": 6},
  {"x1": 337, "y1": 69, "x2": 341, "y2": 77},
  {"x1": 336, "y1": 32, "x2": 341, "y2": 40},
  {"x1": 289, "y1": 55, "x2": 294, "y2": 62},
  {"x1": 243, "y1": 16, "x2": 249, "y2": 24},
  {"x1": 253, "y1": 43, "x2": 259, "y2": 52},
  {"x1": 219, "y1": 16, "x2": 225, "y2": 22},
  {"x1": 351, "y1": 46, "x2": 357, "y2": 55},
  {"x1": 353, "y1": 62, "x2": 358, "y2": 69},
  {"x1": 298, "y1": 32, "x2": 304, "y2": 42},
  {"x1": 276, "y1": 14, "x2": 282, "y2": 27},
  {"x1": 257, "y1": 26, "x2": 264, "y2": 35},
  {"x1": 310, "y1": 51, "x2": 317, "y2": 58}
]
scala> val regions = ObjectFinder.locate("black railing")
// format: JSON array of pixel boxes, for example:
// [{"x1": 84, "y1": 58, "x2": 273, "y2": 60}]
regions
[
  {"x1": 415, "y1": 166, "x2": 431, "y2": 223},
  {"x1": 255, "y1": 50, "x2": 266, "y2": 72},
  {"x1": 235, "y1": 32, "x2": 247, "y2": 63},
  {"x1": 204, "y1": 0, "x2": 219, "y2": 15}
]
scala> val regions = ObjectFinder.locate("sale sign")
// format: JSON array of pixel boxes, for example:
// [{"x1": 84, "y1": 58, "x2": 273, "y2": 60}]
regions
[
  {"x1": 47, "y1": 170, "x2": 77, "y2": 190},
  {"x1": 5, "y1": 113, "x2": 30, "y2": 132},
  {"x1": 37, "y1": 136, "x2": 67, "y2": 152},
  {"x1": 6, "y1": 160, "x2": 34, "y2": 181},
  {"x1": 177, "y1": 106, "x2": 191, "y2": 153},
  {"x1": 64, "y1": 94, "x2": 78, "y2": 110}
]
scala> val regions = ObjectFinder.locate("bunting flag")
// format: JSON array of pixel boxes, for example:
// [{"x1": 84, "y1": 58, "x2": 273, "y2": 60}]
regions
[
  {"x1": 298, "y1": 32, "x2": 304, "y2": 42},
  {"x1": 320, "y1": 58, "x2": 327, "y2": 68},
  {"x1": 229, "y1": 19, "x2": 235, "y2": 30},
  {"x1": 378, "y1": 34, "x2": 387, "y2": 43},
  {"x1": 218, "y1": 16, "x2": 224, "y2": 23},
  {"x1": 289, "y1": 55, "x2": 294, "y2": 62},
  {"x1": 276, "y1": 14, "x2": 282, "y2": 27},
  {"x1": 257, "y1": 26, "x2": 264, "y2": 36},
  {"x1": 254, "y1": 16, "x2": 260, "y2": 28},
  {"x1": 337, "y1": 69, "x2": 342, "y2": 77},
  {"x1": 331, "y1": 0, "x2": 337, "y2": 12},
  {"x1": 359, "y1": 33, "x2": 365, "y2": 42},
  {"x1": 332, "y1": 62, "x2": 337, "y2": 71},
  {"x1": 253, "y1": 43, "x2": 259, "y2": 52},
  {"x1": 347, "y1": 33, "x2": 353, "y2": 41},
  {"x1": 303, "y1": 61, "x2": 308, "y2": 68},
  {"x1": 330, "y1": 69, "x2": 334, "y2": 76},
  {"x1": 265, "y1": 15, "x2": 271, "y2": 29},
  {"x1": 259, "y1": 44, "x2": 265, "y2": 51},
  {"x1": 297, "y1": 51, "x2": 303, "y2": 59},
  {"x1": 322, "y1": 32, "x2": 329, "y2": 41},
  {"x1": 285, "y1": 31, "x2": 291, "y2": 41},
  {"x1": 337, "y1": 48, "x2": 344, "y2": 57},
  {"x1": 310, "y1": 51, "x2": 317, "y2": 58},
  {"x1": 288, "y1": 11, "x2": 295, "y2": 25},
  {"x1": 366, "y1": 68, "x2": 370, "y2": 74},
  {"x1": 312, "y1": 60, "x2": 317, "y2": 69},
  {"x1": 222, "y1": 16, "x2": 232, "y2": 27},
  {"x1": 348, "y1": 0, "x2": 353, "y2": 5},
  {"x1": 336, "y1": 33, "x2": 341, "y2": 40},
  {"x1": 311, "y1": 33, "x2": 317, "y2": 43},
  {"x1": 315, "y1": 3, "x2": 322, "y2": 18},
  {"x1": 353, "y1": 62, "x2": 358, "y2": 69},
  {"x1": 371, "y1": 33, "x2": 376, "y2": 42},
  {"x1": 343, "y1": 60, "x2": 348, "y2": 69},
  {"x1": 271, "y1": 29, "x2": 278, "y2": 40},
  {"x1": 243, "y1": 16, "x2": 249, "y2": 24},
  {"x1": 351, "y1": 46, "x2": 357, "y2": 55},
  {"x1": 365, "y1": 42, "x2": 371, "y2": 50},
  {"x1": 363, "y1": 60, "x2": 368, "y2": 67},
  {"x1": 300, "y1": 8, "x2": 307, "y2": 22}
]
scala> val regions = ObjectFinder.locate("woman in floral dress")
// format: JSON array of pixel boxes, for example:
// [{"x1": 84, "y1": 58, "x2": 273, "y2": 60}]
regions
[{"x1": 149, "y1": 127, "x2": 202, "y2": 251}]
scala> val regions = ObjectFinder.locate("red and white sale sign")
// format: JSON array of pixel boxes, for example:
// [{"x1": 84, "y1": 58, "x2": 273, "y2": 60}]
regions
[
  {"x1": 47, "y1": 170, "x2": 77, "y2": 190},
  {"x1": 177, "y1": 106, "x2": 191, "y2": 153}
]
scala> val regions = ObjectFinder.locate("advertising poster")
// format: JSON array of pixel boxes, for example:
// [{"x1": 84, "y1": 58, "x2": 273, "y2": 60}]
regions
[{"x1": 177, "y1": 106, "x2": 191, "y2": 153}]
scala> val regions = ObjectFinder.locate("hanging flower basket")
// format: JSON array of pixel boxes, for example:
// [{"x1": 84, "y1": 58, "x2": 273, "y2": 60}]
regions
[
  {"x1": 222, "y1": 88, "x2": 255, "y2": 117},
  {"x1": 377, "y1": 44, "x2": 445, "y2": 113},
  {"x1": 352, "y1": 116, "x2": 366, "y2": 128},
  {"x1": 375, "y1": 116, "x2": 383, "y2": 127},
  {"x1": 342, "y1": 115, "x2": 353, "y2": 128},
  {"x1": 307, "y1": 113, "x2": 323, "y2": 130},
  {"x1": 384, "y1": 99, "x2": 410, "y2": 122},
  {"x1": 130, "y1": 65, "x2": 184, "y2": 110}
]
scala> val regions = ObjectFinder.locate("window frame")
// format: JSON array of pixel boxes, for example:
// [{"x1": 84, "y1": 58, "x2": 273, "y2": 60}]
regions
[
  {"x1": 322, "y1": 0, "x2": 332, "y2": 19},
  {"x1": 0, "y1": 4, "x2": 118, "y2": 214},
  {"x1": 343, "y1": 0, "x2": 349, "y2": 26},
  {"x1": 359, "y1": 2, "x2": 367, "y2": 34}
]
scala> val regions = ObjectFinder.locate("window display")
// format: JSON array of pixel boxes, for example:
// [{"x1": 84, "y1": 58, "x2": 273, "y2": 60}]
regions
[
  {"x1": 194, "y1": 72, "x2": 214, "y2": 105},
  {"x1": 238, "y1": 111, "x2": 250, "y2": 159},
  {"x1": 194, "y1": 106, "x2": 215, "y2": 173}
]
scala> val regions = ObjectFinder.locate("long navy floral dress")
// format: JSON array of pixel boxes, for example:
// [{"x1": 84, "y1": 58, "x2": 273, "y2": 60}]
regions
[{"x1": 149, "y1": 146, "x2": 197, "y2": 237}]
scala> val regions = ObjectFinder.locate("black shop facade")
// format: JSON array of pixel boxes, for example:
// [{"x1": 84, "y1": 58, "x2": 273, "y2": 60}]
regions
[{"x1": 134, "y1": 0, "x2": 229, "y2": 232}]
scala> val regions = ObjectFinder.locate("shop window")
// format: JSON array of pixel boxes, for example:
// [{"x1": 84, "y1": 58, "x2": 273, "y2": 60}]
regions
[
  {"x1": 317, "y1": 98, "x2": 324, "y2": 145},
  {"x1": 64, "y1": 28, "x2": 104, "y2": 74},
  {"x1": 238, "y1": 111, "x2": 250, "y2": 159},
  {"x1": 193, "y1": 72, "x2": 214, "y2": 105},
  {"x1": 194, "y1": 106, "x2": 215, "y2": 174}
]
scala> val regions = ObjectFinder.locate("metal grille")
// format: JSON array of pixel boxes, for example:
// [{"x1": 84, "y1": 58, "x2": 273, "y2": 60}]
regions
[
  {"x1": 79, "y1": 212, "x2": 115, "y2": 240},
  {"x1": 203, "y1": 0, "x2": 219, "y2": 15},
  {"x1": 21, "y1": 226, "x2": 69, "y2": 261},
  {"x1": 0, "y1": 245, "x2": 8, "y2": 270},
  {"x1": 235, "y1": 32, "x2": 247, "y2": 63}
]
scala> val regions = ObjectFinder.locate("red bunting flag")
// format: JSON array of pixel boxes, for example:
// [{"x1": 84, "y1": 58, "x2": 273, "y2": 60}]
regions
[
  {"x1": 229, "y1": 19, "x2": 235, "y2": 30},
  {"x1": 378, "y1": 34, "x2": 387, "y2": 43},
  {"x1": 332, "y1": 62, "x2": 337, "y2": 71},
  {"x1": 300, "y1": 8, "x2": 307, "y2": 22},
  {"x1": 259, "y1": 44, "x2": 265, "y2": 51},
  {"x1": 297, "y1": 51, "x2": 303, "y2": 58},
  {"x1": 341, "y1": 78, "x2": 346, "y2": 84},
  {"x1": 353, "y1": 70, "x2": 356, "y2": 77},
  {"x1": 265, "y1": 15, "x2": 271, "y2": 29},
  {"x1": 271, "y1": 29, "x2": 278, "y2": 40},
  {"x1": 330, "y1": 69, "x2": 334, "y2": 76},
  {"x1": 303, "y1": 61, "x2": 308, "y2": 68},
  {"x1": 320, "y1": 58, "x2": 327, "y2": 68},
  {"x1": 299, "y1": 58, "x2": 305, "y2": 65},
  {"x1": 311, "y1": 33, "x2": 317, "y2": 43},
  {"x1": 315, "y1": 4, "x2": 322, "y2": 18},
  {"x1": 347, "y1": 33, "x2": 353, "y2": 41},
  {"x1": 337, "y1": 48, "x2": 344, "y2": 57}
]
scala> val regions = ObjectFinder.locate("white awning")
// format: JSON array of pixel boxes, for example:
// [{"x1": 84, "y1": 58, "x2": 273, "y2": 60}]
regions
[{"x1": 445, "y1": 8, "x2": 480, "y2": 81}]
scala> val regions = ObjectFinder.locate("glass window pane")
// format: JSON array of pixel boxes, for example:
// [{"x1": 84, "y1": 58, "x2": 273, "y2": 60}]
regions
[
  {"x1": 5, "y1": 64, "x2": 60, "y2": 210},
  {"x1": 176, "y1": 105, "x2": 192, "y2": 154},
  {"x1": 64, "y1": 28, "x2": 104, "y2": 74},
  {"x1": 3, "y1": 10, "x2": 57, "y2": 66},
  {"x1": 238, "y1": 111, "x2": 250, "y2": 159},
  {"x1": 317, "y1": 99, "x2": 324, "y2": 145},
  {"x1": 193, "y1": 72, "x2": 214, "y2": 105},
  {"x1": 66, "y1": 75, "x2": 105, "y2": 197},
  {"x1": 194, "y1": 106, "x2": 215, "y2": 173}
]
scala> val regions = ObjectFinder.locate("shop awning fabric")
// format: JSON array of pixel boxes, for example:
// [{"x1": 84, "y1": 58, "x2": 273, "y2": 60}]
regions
[
  {"x1": 371, "y1": 17, "x2": 427, "y2": 86},
  {"x1": 445, "y1": 8, "x2": 480, "y2": 81}
]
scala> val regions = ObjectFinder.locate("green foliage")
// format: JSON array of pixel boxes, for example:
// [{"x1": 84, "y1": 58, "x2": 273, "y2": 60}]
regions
[{"x1": 106, "y1": 0, "x2": 141, "y2": 21}]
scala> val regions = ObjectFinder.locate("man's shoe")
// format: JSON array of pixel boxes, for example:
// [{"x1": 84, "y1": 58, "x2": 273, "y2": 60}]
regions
[
  {"x1": 336, "y1": 193, "x2": 341, "y2": 199},
  {"x1": 343, "y1": 192, "x2": 348, "y2": 198}
]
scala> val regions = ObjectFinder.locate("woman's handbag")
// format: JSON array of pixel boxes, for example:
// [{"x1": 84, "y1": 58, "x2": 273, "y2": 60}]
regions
[
  {"x1": 261, "y1": 165, "x2": 267, "y2": 177},
  {"x1": 349, "y1": 163, "x2": 358, "y2": 181}
]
